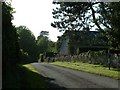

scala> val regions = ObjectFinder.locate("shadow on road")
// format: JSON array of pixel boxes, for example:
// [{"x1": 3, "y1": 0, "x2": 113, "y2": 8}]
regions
[
  {"x1": 18, "y1": 64, "x2": 119, "y2": 90},
  {"x1": 42, "y1": 76, "x2": 67, "y2": 89},
  {"x1": 18, "y1": 65, "x2": 67, "y2": 89}
]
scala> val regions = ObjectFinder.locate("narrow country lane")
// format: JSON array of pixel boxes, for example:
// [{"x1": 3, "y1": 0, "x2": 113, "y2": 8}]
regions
[{"x1": 32, "y1": 63, "x2": 119, "y2": 89}]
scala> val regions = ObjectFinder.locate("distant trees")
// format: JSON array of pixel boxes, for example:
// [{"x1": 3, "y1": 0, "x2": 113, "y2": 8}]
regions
[
  {"x1": 36, "y1": 33, "x2": 49, "y2": 54},
  {"x1": 47, "y1": 40, "x2": 56, "y2": 52},
  {"x1": 36, "y1": 31, "x2": 57, "y2": 55},
  {"x1": 16, "y1": 28, "x2": 57, "y2": 62},
  {"x1": 40, "y1": 31, "x2": 49, "y2": 37},
  {"x1": 17, "y1": 26, "x2": 37, "y2": 62}
]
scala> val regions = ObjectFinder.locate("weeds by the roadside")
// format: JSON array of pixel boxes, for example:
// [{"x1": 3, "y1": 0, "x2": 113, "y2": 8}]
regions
[{"x1": 51, "y1": 62, "x2": 120, "y2": 80}]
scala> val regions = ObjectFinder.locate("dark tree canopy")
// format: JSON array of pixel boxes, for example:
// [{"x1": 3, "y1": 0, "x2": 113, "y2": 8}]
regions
[
  {"x1": 40, "y1": 31, "x2": 49, "y2": 37},
  {"x1": 2, "y1": 2, "x2": 21, "y2": 88},
  {"x1": 17, "y1": 26, "x2": 37, "y2": 62},
  {"x1": 2, "y1": 2, "x2": 20, "y2": 66},
  {"x1": 52, "y1": 2, "x2": 120, "y2": 49},
  {"x1": 51, "y1": 2, "x2": 102, "y2": 31},
  {"x1": 37, "y1": 35, "x2": 49, "y2": 53},
  {"x1": 36, "y1": 31, "x2": 57, "y2": 56}
]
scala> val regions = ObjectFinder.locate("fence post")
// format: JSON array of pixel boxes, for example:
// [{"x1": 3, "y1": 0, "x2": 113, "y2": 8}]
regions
[{"x1": 108, "y1": 49, "x2": 110, "y2": 70}]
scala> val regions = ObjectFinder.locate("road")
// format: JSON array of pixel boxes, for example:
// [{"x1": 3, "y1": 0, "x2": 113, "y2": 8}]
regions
[{"x1": 32, "y1": 63, "x2": 119, "y2": 89}]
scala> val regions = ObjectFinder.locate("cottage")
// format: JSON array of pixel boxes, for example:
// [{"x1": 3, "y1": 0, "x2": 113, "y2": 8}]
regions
[{"x1": 58, "y1": 30, "x2": 108, "y2": 55}]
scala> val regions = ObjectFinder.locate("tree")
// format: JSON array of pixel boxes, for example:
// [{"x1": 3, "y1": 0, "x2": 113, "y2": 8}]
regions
[
  {"x1": 110, "y1": 2, "x2": 120, "y2": 49},
  {"x1": 36, "y1": 31, "x2": 49, "y2": 58},
  {"x1": 91, "y1": 2, "x2": 120, "y2": 49},
  {"x1": 51, "y1": 2, "x2": 102, "y2": 31},
  {"x1": 40, "y1": 31, "x2": 49, "y2": 37},
  {"x1": 51, "y1": 2, "x2": 120, "y2": 49},
  {"x1": 2, "y1": 1, "x2": 20, "y2": 66},
  {"x1": 17, "y1": 26, "x2": 37, "y2": 62},
  {"x1": 36, "y1": 31, "x2": 57, "y2": 57},
  {"x1": 37, "y1": 35, "x2": 49, "y2": 54},
  {"x1": 2, "y1": 1, "x2": 20, "y2": 88},
  {"x1": 47, "y1": 41, "x2": 57, "y2": 52},
  {"x1": 98, "y1": 2, "x2": 120, "y2": 49},
  {"x1": 56, "y1": 36, "x2": 63, "y2": 53}
]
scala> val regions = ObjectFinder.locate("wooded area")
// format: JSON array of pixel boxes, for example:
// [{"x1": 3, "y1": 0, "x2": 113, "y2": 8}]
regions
[{"x1": 2, "y1": 1, "x2": 56, "y2": 88}]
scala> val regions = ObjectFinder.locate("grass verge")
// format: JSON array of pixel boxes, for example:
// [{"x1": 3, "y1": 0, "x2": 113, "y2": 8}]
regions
[
  {"x1": 51, "y1": 62, "x2": 120, "y2": 80},
  {"x1": 4, "y1": 63, "x2": 65, "y2": 88},
  {"x1": 22, "y1": 64, "x2": 40, "y2": 74}
]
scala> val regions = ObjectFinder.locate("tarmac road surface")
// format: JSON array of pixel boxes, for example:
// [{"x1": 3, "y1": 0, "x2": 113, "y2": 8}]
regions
[{"x1": 32, "y1": 63, "x2": 119, "y2": 89}]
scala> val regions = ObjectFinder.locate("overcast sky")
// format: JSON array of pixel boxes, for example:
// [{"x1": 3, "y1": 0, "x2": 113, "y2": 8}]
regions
[{"x1": 11, "y1": 0, "x2": 63, "y2": 42}]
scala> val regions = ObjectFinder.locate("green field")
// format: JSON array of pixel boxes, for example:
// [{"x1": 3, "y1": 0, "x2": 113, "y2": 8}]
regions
[{"x1": 51, "y1": 62, "x2": 120, "y2": 80}]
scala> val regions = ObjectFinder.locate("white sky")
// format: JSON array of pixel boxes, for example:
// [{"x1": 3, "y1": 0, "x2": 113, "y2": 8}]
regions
[{"x1": 11, "y1": 0, "x2": 63, "y2": 42}]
